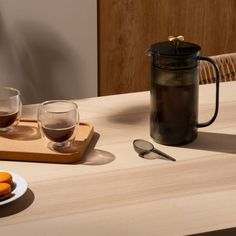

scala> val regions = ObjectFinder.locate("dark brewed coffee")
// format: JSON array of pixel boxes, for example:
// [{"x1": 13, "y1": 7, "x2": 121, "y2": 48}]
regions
[
  {"x1": 42, "y1": 121, "x2": 75, "y2": 143},
  {"x1": 149, "y1": 39, "x2": 220, "y2": 146},
  {"x1": 150, "y1": 83, "x2": 198, "y2": 145},
  {"x1": 0, "y1": 111, "x2": 18, "y2": 128}
]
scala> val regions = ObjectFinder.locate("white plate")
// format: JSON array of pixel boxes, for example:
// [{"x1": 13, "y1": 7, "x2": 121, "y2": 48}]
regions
[{"x1": 0, "y1": 171, "x2": 28, "y2": 206}]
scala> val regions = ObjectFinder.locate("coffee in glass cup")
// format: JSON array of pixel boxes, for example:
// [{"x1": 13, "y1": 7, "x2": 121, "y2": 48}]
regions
[
  {"x1": 37, "y1": 100, "x2": 79, "y2": 150},
  {"x1": 0, "y1": 87, "x2": 21, "y2": 132}
]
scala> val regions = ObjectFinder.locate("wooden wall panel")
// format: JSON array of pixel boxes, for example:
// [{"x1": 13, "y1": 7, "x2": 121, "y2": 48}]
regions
[{"x1": 98, "y1": 0, "x2": 236, "y2": 96}]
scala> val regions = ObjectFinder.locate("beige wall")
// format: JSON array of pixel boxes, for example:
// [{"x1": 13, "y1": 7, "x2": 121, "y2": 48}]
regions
[{"x1": 0, "y1": 0, "x2": 97, "y2": 104}]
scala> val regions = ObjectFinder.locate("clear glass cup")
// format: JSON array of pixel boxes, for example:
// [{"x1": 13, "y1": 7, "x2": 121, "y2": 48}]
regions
[
  {"x1": 37, "y1": 100, "x2": 79, "y2": 150},
  {"x1": 0, "y1": 87, "x2": 22, "y2": 132}
]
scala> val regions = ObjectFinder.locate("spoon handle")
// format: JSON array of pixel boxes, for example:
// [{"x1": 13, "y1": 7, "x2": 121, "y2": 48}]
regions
[{"x1": 152, "y1": 148, "x2": 176, "y2": 162}]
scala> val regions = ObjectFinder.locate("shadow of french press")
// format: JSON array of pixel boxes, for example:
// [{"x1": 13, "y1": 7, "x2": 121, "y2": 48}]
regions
[
  {"x1": 183, "y1": 131, "x2": 236, "y2": 154},
  {"x1": 107, "y1": 104, "x2": 149, "y2": 125}
]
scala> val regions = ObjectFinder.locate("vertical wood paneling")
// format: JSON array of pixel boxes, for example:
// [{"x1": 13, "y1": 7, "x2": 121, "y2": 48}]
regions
[{"x1": 98, "y1": 0, "x2": 236, "y2": 96}]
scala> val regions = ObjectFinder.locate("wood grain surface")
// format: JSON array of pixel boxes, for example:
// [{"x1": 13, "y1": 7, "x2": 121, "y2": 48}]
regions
[
  {"x1": 0, "y1": 81, "x2": 236, "y2": 235},
  {"x1": 98, "y1": 0, "x2": 236, "y2": 95}
]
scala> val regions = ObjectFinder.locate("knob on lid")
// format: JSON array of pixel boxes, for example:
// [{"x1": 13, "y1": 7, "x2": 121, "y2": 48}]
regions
[{"x1": 151, "y1": 35, "x2": 201, "y2": 56}]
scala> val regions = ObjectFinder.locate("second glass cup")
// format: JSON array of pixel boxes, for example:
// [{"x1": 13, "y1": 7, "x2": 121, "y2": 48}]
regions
[{"x1": 37, "y1": 100, "x2": 79, "y2": 150}]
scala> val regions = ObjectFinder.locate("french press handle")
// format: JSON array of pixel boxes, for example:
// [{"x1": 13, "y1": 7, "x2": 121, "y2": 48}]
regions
[{"x1": 197, "y1": 56, "x2": 220, "y2": 128}]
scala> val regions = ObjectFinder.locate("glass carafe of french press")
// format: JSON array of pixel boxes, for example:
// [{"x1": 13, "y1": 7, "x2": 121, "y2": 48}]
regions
[{"x1": 148, "y1": 36, "x2": 220, "y2": 145}]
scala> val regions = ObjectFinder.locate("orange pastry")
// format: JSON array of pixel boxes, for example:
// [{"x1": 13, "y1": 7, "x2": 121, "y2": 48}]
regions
[
  {"x1": 0, "y1": 183, "x2": 12, "y2": 195},
  {"x1": 0, "y1": 182, "x2": 12, "y2": 201},
  {"x1": 0, "y1": 172, "x2": 13, "y2": 186}
]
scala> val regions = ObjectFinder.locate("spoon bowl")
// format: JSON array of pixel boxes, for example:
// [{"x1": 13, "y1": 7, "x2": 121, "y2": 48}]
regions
[{"x1": 133, "y1": 139, "x2": 176, "y2": 161}]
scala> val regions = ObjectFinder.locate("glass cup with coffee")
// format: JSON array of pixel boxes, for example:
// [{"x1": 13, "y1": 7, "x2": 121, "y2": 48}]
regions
[
  {"x1": 37, "y1": 100, "x2": 79, "y2": 150},
  {"x1": 0, "y1": 87, "x2": 22, "y2": 132}
]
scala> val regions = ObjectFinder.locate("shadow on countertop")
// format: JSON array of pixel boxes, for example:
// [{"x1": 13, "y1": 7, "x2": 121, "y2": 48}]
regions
[
  {"x1": 0, "y1": 188, "x2": 35, "y2": 217},
  {"x1": 182, "y1": 131, "x2": 236, "y2": 154},
  {"x1": 107, "y1": 104, "x2": 149, "y2": 125},
  {"x1": 189, "y1": 227, "x2": 236, "y2": 236},
  {"x1": 77, "y1": 132, "x2": 116, "y2": 166}
]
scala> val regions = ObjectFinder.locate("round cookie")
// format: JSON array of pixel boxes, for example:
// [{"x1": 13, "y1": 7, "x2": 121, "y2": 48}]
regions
[
  {"x1": 0, "y1": 172, "x2": 13, "y2": 186},
  {"x1": 0, "y1": 182, "x2": 12, "y2": 196}
]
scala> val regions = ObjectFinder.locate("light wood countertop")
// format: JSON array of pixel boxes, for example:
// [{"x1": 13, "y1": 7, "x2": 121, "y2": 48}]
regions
[{"x1": 0, "y1": 81, "x2": 236, "y2": 236}]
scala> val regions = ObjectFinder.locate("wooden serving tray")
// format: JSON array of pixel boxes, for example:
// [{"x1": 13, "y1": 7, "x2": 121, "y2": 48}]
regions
[{"x1": 0, "y1": 120, "x2": 94, "y2": 164}]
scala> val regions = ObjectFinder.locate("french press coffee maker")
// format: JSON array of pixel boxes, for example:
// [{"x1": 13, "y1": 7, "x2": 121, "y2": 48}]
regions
[{"x1": 148, "y1": 36, "x2": 220, "y2": 145}]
